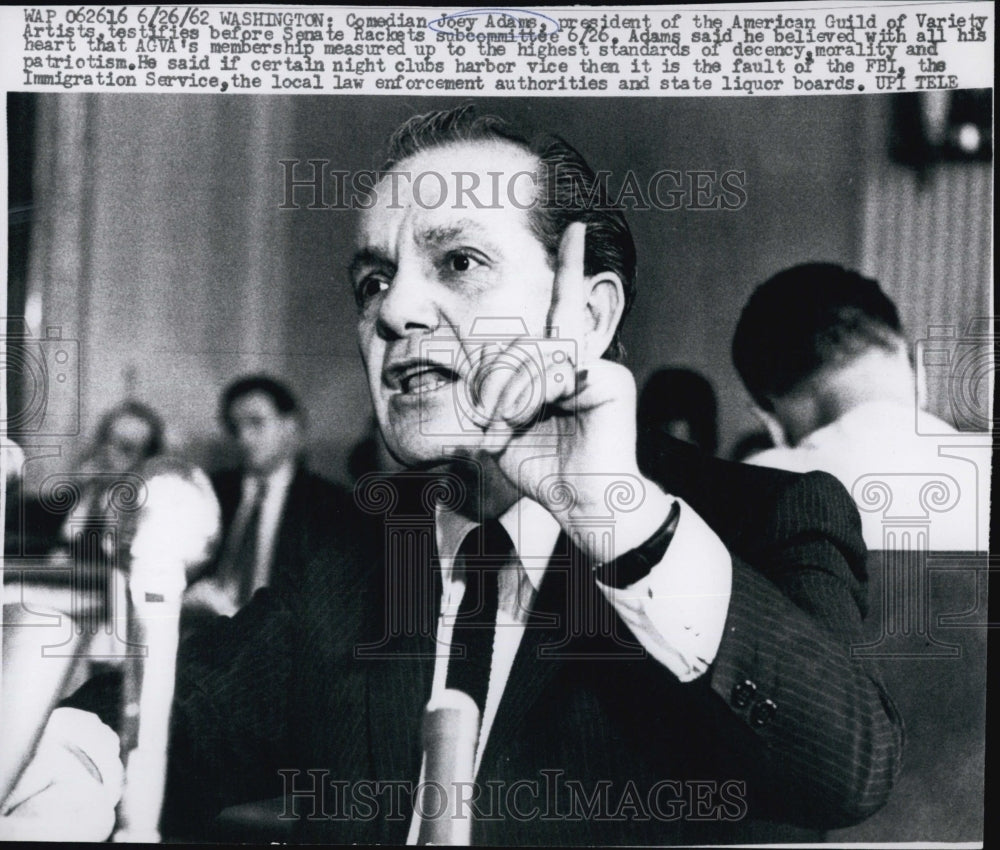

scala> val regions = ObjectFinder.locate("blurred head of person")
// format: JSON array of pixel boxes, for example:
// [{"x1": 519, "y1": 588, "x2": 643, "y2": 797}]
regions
[
  {"x1": 220, "y1": 375, "x2": 303, "y2": 476},
  {"x1": 637, "y1": 368, "x2": 719, "y2": 462},
  {"x1": 92, "y1": 400, "x2": 165, "y2": 474},
  {"x1": 732, "y1": 263, "x2": 914, "y2": 447}
]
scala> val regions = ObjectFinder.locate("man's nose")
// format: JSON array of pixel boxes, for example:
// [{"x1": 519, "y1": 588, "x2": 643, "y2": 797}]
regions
[{"x1": 375, "y1": 263, "x2": 441, "y2": 340}]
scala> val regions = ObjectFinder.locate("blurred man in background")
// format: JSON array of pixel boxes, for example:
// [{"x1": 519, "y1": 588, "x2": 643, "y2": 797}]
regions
[
  {"x1": 183, "y1": 375, "x2": 350, "y2": 618},
  {"x1": 59, "y1": 401, "x2": 165, "y2": 547},
  {"x1": 4, "y1": 400, "x2": 165, "y2": 557},
  {"x1": 732, "y1": 262, "x2": 988, "y2": 550}
]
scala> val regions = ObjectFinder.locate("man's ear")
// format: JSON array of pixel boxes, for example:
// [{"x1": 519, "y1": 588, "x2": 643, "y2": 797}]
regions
[
  {"x1": 582, "y1": 270, "x2": 625, "y2": 361},
  {"x1": 753, "y1": 405, "x2": 789, "y2": 449},
  {"x1": 282, "y1": 415, "x2": 305, "y2": 448},
  {"x1": 767, "y1": 387, "x2": 824, "y2": 448}
]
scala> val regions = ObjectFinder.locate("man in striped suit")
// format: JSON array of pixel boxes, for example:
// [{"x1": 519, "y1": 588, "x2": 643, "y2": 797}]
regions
[{"x1": 2, "y1": 106, "x2": 903, "y2": 845}]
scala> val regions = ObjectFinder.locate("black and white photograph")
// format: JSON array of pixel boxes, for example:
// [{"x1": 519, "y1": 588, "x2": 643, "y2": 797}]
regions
[{"x1": 1, "y1": 3, "x2": 993, "y2": 846}]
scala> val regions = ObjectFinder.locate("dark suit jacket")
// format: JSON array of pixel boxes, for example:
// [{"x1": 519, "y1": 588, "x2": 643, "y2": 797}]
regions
[
  {"x1": 77, "y1": 439, "x2": 904, "y2": 844},
  {"x1": 200, "y1": 464, "x2": 352, "y2": 593}
]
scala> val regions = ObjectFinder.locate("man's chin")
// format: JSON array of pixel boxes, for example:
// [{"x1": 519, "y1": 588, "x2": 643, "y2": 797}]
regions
[{"x1": 384, "y1": 430, "x2": 489, "y2": 471}]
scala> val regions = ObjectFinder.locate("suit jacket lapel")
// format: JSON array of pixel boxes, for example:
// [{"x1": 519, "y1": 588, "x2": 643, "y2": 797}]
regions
[
  {"x1": 478, "y1": 531, "x2": 575, "y2": 773},
  {"x1": 478, "y1": 530, "x2": 647, "y2": 775},
  {"x1": 272, "y1": 468, "x2": 303, "y2": 560},
  {"x1": 365, "y1": 522, "x2": 441, "y2": 798}
]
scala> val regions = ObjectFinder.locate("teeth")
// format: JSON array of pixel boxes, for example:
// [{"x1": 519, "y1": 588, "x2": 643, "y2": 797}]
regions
[{"x1": 403, "y1": 371, "x2": 449, "y2": 394}]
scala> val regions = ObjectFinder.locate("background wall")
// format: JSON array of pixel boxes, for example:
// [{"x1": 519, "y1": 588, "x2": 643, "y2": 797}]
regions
[{"x1": 11, "y1": 93, "x2": 991, "y2": 489}]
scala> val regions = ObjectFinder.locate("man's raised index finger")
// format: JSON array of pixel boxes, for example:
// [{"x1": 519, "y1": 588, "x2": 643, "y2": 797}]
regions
[{"x1": 546, "y1": 221, "x2": 588, "y2": 350}]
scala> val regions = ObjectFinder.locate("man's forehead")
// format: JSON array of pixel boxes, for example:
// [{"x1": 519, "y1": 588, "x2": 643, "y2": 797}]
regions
[
  {"x1": 394, "y1": 137, "x2": 539, "y2": 178},
  {"x1": 111, "y1": 416, "x2": 152, "y2": 438},
  {"x1": 233, "y1": 392, "x2": 280, "y2": 416},
  {"x1": 355, "y1": 145, "x2": 543, "y2": 253},
  {"x1": 363, "y1": 139, "x2": 540, "y2": 219},
  {"x1": 354, "y1": 205, "x2": 536, "y2": 262}
]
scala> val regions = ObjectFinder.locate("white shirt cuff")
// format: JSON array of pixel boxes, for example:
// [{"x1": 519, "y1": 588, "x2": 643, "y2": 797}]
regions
[{"x1": 596, "y1": 498, "x2": 732, "y2": 682}]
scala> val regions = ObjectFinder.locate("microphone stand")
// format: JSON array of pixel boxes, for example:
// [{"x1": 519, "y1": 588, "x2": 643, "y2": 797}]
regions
[
  {"x1": 417, "y1": 688, "x2": 480, "y2": 846},
  {"x1": 111, "y1": 552, "x2": 186, "y2": 843}
]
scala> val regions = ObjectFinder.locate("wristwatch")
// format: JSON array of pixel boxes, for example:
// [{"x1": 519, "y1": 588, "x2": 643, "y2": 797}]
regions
[{"x1": 592, "y1": 500, "x2": 681, "y2": 589}]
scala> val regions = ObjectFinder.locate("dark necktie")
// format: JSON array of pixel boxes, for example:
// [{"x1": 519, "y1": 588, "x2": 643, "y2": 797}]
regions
[
  {"x1": 417, "y1": 520, "x2": 514, "y2": 846},
  {"x1": 230, "y1": 478, "x2": 266, "y2": 606},
  {"x1": 445, "y1": 519, "x2": 513, "y2": 719}
]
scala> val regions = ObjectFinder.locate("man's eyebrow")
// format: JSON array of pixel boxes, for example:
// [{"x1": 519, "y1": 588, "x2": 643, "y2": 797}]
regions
[
  {"x1": 348, "y1": 247, "x2": 393, "y2": 279},
  {"x1": 415, "y1": 220, "x2": 490, "y2": 248}
]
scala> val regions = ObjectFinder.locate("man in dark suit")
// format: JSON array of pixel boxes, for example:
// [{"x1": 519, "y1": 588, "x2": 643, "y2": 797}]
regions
[
  {"x1": 2, "y1": 106, "x2": 902, "y2": 845},
  {"x1": 184, "y1": 375, "x2": 351, "y2": 618}
]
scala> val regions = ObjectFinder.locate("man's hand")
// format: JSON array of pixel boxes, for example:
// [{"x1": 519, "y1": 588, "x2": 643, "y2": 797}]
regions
[
  {"x1": 465, "y1": 222, "x2": 674, "y2": 560},
  {"x1": 0, "y1": 709, "x2": 122, "y2": 841}
]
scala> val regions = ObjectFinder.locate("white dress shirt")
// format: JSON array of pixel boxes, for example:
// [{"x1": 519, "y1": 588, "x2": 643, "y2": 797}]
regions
[{"x1": 746, "y1": 401, "x2": 990, "y2": 551}]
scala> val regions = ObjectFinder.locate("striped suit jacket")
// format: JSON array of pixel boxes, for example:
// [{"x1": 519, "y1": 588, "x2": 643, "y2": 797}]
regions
[{"x1": 102, "y1": 438, "x2": 903, "y2": 844}]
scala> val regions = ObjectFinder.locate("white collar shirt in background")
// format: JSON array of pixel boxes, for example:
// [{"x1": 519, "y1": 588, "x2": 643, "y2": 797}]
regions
[
  {"x1": 747, "y1": 401, "x2": 990, "y2": 551},
  {"x1": 228, "y1": 460, "x2": 297, "y2": 600}
]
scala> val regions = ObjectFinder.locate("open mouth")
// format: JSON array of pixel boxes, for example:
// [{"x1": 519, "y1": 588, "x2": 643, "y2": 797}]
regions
[{"x1": 387, "y1": 361, "x2": 461, "y2": 395}]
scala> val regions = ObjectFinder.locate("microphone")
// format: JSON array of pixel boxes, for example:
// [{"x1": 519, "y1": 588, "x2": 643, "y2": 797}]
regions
[
  {"x1": 113, "y1": 459, "x2": 220, "y2": 842},
  {"x1": 416, "y1": 688, "x2": 480, "y2": 846}
]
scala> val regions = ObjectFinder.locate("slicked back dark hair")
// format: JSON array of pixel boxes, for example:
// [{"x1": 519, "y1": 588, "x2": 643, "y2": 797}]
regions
[
  {"x1": 220, "y1": 374, "x2": 301, "y2": 434},
  {"x1": 380, "y1": 105, "x2": 637, "y2": 362},
  {"x1": 732, "y1": 263, "x2": 904, "y2": 412}
]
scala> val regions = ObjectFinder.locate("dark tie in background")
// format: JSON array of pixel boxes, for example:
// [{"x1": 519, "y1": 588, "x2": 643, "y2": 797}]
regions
[
  {"x1": 216, "y1": 477, "x2": 266, "y2": 607},
  {"x1": 417, "y1": 519, "x2": 514, "y2": 846},
  {"x1": 236, "y1": 478, "x2": 267, "y2": 605}
]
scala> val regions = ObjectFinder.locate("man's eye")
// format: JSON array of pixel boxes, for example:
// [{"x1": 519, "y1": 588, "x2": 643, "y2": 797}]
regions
[
  {"x1": 445, "y1": 251, "x2": 484, "y2": 274},
  {"x1": 357, "y1": 275, "x2": 390, "y2": 303}
]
